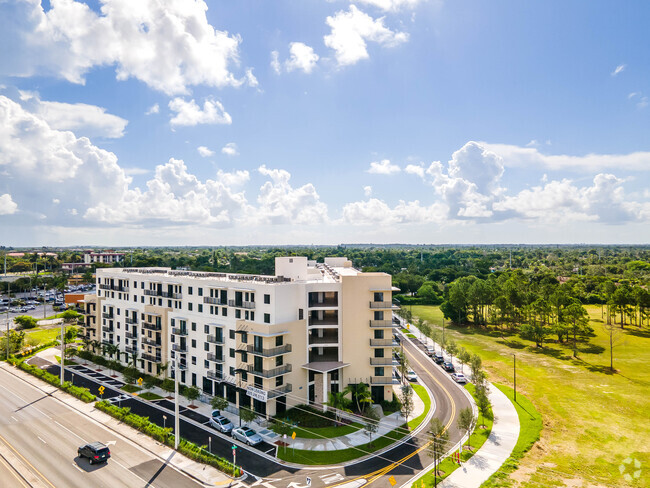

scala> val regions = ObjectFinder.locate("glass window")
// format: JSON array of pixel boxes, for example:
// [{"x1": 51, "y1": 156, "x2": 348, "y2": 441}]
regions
[
  {"x1": 188, "y1": 286, "x2": 193, "y2": 295},
  {"x1": 264, "y1": 313, "x2": 270, "y2": 324},
  {"x1": 264, "y1": 294, "x2": 270, "y2": 304},
  {"x1": 374, "y1": 367, "x2": 384, "y2": 376}
]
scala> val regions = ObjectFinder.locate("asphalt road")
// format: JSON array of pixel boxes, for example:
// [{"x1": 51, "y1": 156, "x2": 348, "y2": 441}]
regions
[{"x1": 0, "y1": 365, "x2": 205, "y2": 488}]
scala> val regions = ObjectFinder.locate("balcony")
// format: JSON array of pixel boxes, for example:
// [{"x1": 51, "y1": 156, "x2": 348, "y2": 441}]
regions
[
  {"x1": 369, "y1": 301, "x2": 396, "y2": 309},
  {"x1": 100, "y1": 284, "x2": 129, "y2": 293},
  {"x1": 268, "y1": 383, "x2": 293, "y2": 399},
  {"x1": 247, "y1": 364, "x2": 292, "y2": 378},
  {"x1": 102, "y1": 325, "x2": 114, "y2": 333},
  {"x1": 142, "y1": 337, "x2": 161, "y2": 347},
  {"x1": 141, "y1": 352, "x2": 161, "y2": 363},
  {"x1": 207, "y1": 352, "x2": 225, "y2": 362},
  {"x1": 207, "y1": 335, "x2": 224, "y2": 345},
  {"x1": 125, "y1": 331, "x2": 137, "y2": 339},
  {"x1": 246, "y1": 344, "x2": 292, "y2": 357},
  {"x1": 125, "y1": 317, "x2": 138, "y2": 325},
  {"x1": 203, "y1": 296, "x2": 226, "y2": 305},
  {"x1": 172, "y1": 327, "x2": 188, "y2": 336},
  {"x1": 370, "y1": 338, "x2": 398, "y2": 347},
  {"x1": 144, "y1": 290, "x2": 182, "y2": 299},
  {"x1": 102, "y1": 312, "x2": 114, "y2": 319},
  {"x1": 101, "y1": 340, "x2": 114, "y2": 346},
  {"x1": 125, "y1": 346, "x2": 138, "y2": 355},
  {"x1": 207, "y1": 370, "x2": 223, "y2": 381},
  {"x1": 370, "y1": 357, "x2": 396, "y2": 366},
  {"x1": 228, "y1": 300, "x2": 255, "y2": 309},
  {"x1": 308, "y1": 317, "x2": 338, "y2": 327},
  {"x1": 308, "y1": 298, "x2": 338, "y2": 308},
  {"x1": 142, "y1": 321, "x2": 162, "y2": 331},
  {"x1": 369, "y1": 319, "x2": 396, "y2": 328},
  {"x1": 172, "y1": 343, "x2": 187, "y2": 353},
  {"x1": 371, "y1": 376, "x2": 399, "y2": 385},
  {"x1": 308, "y1": 333, "x2": 339, "y2": 345}
]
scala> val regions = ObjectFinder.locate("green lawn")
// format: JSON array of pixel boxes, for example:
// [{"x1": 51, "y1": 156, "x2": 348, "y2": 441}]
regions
[
  {"x1": 278, "y1": 382, "x2": 432, "y2": 464},
  {"x1": 293, "y1": 422, "x2": 363, "y2": 439},
  {"x1": 411, "y1": 305, "x2": 650, "y2": 487},
  {"x1": 121, "y1": 384, "x2": 142, "y2": 393},
  {"x1": 24, "y1": 327, "x2": 65, "y2": 345},
  {"x1": 138, "y1": 391, "x2": 164, "y2": 401}
]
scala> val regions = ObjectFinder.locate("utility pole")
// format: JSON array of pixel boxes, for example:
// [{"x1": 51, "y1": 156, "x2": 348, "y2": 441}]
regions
[
  {"x1": 174, "y1": 358, "x2": 180, "y2": 450},
  {"x1": 512, "y1": 353, "x2": 516, "y2": 403},
  {"x1": 60, "y1": 316, "x2": 65, "y2": 386}
]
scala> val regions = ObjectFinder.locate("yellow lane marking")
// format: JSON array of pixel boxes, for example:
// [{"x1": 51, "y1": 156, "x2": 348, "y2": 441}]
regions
[
  {"x1": 0, "y1": 432, "x2": 57, "y2": 488},
  {"x1": 0, "y1": 448, "x2": 31, "y2": 488}
]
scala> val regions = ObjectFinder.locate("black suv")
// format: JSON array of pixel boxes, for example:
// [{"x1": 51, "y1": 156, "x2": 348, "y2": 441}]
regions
[{"x1": 77, "y1": 442, "x2": 111, "y2": 464}]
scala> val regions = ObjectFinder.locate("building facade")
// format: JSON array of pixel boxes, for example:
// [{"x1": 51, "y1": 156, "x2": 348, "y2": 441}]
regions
[
  {"x1": 79, "y1": 257, "x2": 399, "y2": 417},
  {"x1": 83, "y1": 250, "x2": 125, "y2": 264}
]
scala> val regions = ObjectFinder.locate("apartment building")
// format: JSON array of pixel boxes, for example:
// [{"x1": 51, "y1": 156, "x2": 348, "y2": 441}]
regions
[
  {"x1": 83, "y1": 250, "x2": 125, "y2": 264},
  {"x1": 79, "y1": 257, "x2": 399, "y2": 417}
]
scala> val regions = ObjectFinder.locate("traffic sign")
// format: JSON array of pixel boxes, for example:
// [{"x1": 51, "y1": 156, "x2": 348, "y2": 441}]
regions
[
  {"x1": 232, "y1": 444, "x2": 237, "y2": 450},
  {"x1": 388, "y1": 476, "x2": 396, "y2": 486},
  {"x1": 137, "y1": 377, "x2": 143, "y2": 386},
  {"x1": 292, "y1": 431, "x2": 296, "y2": 440},
  {"x1": 98, "y1": 386, "x2": 105, "y2": 394}
]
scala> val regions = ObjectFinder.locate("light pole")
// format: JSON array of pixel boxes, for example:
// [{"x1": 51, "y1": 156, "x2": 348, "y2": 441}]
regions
[
  {"x1": 60, "y1": 317, "x2": 65, "y2": 386},
  {"x1": 512, "y1": 353, "x2": 516, "y2": 403},
  {"x1": 5, "y1": 284, "x2": 10, "y2": 361},
  {"x1": 162, "y1": 414, "x2": 167, "y2": 430},
  {"x1": 174, "y1": 358, "x2": 180, "y2": 450}
]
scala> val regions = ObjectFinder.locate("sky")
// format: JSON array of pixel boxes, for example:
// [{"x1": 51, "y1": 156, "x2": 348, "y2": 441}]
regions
[{"x1": 0, "y1": 0, "x2": 649, "y2": 246}]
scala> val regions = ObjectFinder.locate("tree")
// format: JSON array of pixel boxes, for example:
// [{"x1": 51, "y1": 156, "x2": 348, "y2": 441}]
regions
[
  {"x1": 239, "y1": 407, "x2": 258, "y2": 426},
  {"x1": 475, "y1": 386, "x2": 491, "y2": 428},
  {"x1": 156, "y1": 361, "x2": 169, "y2": 378},
  {"x1": 346, "y1": 382, "x2": 373, "y2": 413},
  {"x1": 400, "y1": 384, "x2": 414, "y2": 424},
  {"x1": 90, "y1": 339, "x2": 100, "y2": 354},
  {"x1": 184, "y1": 386, "x2": 201, "y2": 406},
  {"x1": 457, "y1": 407, "x2": 474, "y2": 451},
  {"x1": 0, "y1": 330, "x2": 25, "y2": 359},
  {"x1": 457, "y1": 347, "x2": 471, "y2": 374},
  {"x1": 564, "y1": 300, "x2": 591, "y2": 357},
  {"x1": 397, "y1": 352, "x2": 409, "y2": 385},
  {"x1": 13, "y1": 315, "x2": 37, "y2": 330},
  {"x1": 446, "y1": 339, "x2": 458, "y2": 362},
  {"x1": 161, "y1": 378, "x2": 175, "y2": 394},
  {"x1": 211, "y1": 395, "x2": 229, "y2": 413},
  {"x1": 326, "y1": 391, "x2": 350, "y2": 423},
  {"x1": 469, "y1": 354, "x2": 482, "y2": 383},
  {"x1": 143, "y1": 376, "x2": 157, "y2": 390},
  {"x1": 427, "y1": 417, "x2": 450, "y2": 484},
  {"x1": 122, "y1": 367, "x2": 139, "y2": 384},
  {"x1": 363, "y1": 408, "x2": 380, "y2": 446}
]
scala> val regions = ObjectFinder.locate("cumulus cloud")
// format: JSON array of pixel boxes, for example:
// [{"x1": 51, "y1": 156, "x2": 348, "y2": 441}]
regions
[
  {"x1": 0, "y1": 194, "x2": 18, "y2": 215},
  {"x1": 221, "y1": 142, "x2": 239, "y2": 156},
  {"x1": 285, "y1": 42, "x2": 319, "y2": 74},
  {"x1": 18, "y1": 90, "x2": 127, "y2": 138},
  {"x1": 364, "y1": 185, "x2": 373, "y2": 197},
  {"x1": 324, "y1": 5, "x2": 408, "y2": 66},
  {"x1": 145, "y1": 103, "x2": 160, "y2": 115},
  {"x1": 611, "y1": 64, "x2": 626, "y2": 76},
  {"x1": 270, "y1": 51, "x2": 281, "y2": 74},
  {"x1": 342, "y1": 198, "x2": 445, "y2": 225},
  {"x1": 405, "y1": 163, "x2": 425, "y2": 178},
  {"x1": 2, "y1": 0, "x2": 252, "y2": 95},
  {"x1": 168, "y1": 97, "x2": 232, "y2": 127},
  {"x1": 368, "y1": 159, "x2": 401, "y2": 175},
  {"x1": 356, "y1": 0, "x2": 423, "y2": 12},
  {"x1": 197, "y1": 146, "x2": 214, "y2": 157}
]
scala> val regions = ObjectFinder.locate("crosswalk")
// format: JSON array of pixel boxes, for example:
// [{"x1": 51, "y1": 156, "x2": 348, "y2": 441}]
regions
[
  {"x1": 225, "y1": 471, "x2": 348, "y2": 488},
  {"x1": 320, "y1": 473, "x2": 345, "y2": 485}
]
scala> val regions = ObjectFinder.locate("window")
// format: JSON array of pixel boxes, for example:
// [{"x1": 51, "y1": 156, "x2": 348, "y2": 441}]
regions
[
  {"x1": 134, "y1": 281, "x2": 138, "y2": 288},
  {"x1": 275, "y1": 376, "x2": 283, "y2": 387},
  {"x1": 230, "y1": 367, "x2": 235, "y2": 376},
  {"x1": 250, "y1": 312, "x2": 254, "y2": 321},
  {"x1": 275, "y1": 336, "x2": 283, "y2": 346},
  {"x1": 374, "y1": 292, "x2": 384, "y2": 302},
  {"x1": 191, "y1": 356, "x2": 197, "y2": 365},
  {"x1": 204, "y1": 360, "x2": 209, "y2": 368},
  {"x1": 309, "y1": 371, "x2": 315, "y2": 382},
  {"x1": 141, "y1": 296, "x2": 144, "y2": 303},
  {"x1": 374, "y1": 310, "x2": 384, "y2": 320},
  {"x1": 374, "y1": 367, "x2": 385, "y2": 377},
  {"x1": 275, "y1": 356, "x2": 283, "y2": 366},
  {"x1": 229, "y1": 348, "x2": 235, "y2": 358},
  {"x1": 264, "y1": 313, "x2": 270, "y2": 324},
  {"x1": 241, "y1": 372, "x2": 248, "y2": 382},
  {"x1": 298, "y1": 309, "x2": 303, "y2": 320},
  {"x1": 198, "y1": 304, "x2": 203, "y2": 313},
  {"x1": 254, "y1": 356, "x2": 262, "y2": 371},
  {"x1": 235, "y1": 309, "x2": 241, "y2": 319},
  {"x1": 374, "y1": 330, "x2": 384, "y2": 339},
  {"x1": 245, "y1": 311, "x2": 249, "y2": 320},
  {"x1": 229, "y1": 330, "x2": 235, "y2": 340},
  {"x1": 241, "y1": 332, "x2": 247, "y2": 344},
  {"x1": 204, "y1": 343, "x2": 209, "y2": 351},
  {"x1": 241, "y1": 352, "x2": 248, "y2": 363},
  {"x1": 251, "y1": 293, "x2": 255, "y2": 302},
  {"x1": 204, "y1": 324, "x2": 209, "y2": 334},
  {"x1": 141, "y1": 282, "x2": 144, "y2": 289},
  {"x1": 254, "y1": 376, "x2": 263, "y2": 388},
  {"x1": 222, "y1": 308, "x2": 227, "y2": 316},
  {"x1": 375, "y1": 349, "x2": 385, "y2": 358},
  {"x1": 117, "y1": 308, "x2": 121, "y2": 315},
  {"x1": 188, "y1": 286, "x2": 193, "y2": 295},
  {"x1": 188, "y1": 303, "x2": 193, "y2": 311},
  {"x1": 191, "y1": 372, "x2": 196, "y2": 386},
  {"x1": 264, "y1": 294, "x2": 270, "y2": 304},
  {"x1": 191, "y1": 322, "x2": 197, "y2": 331},
  {"x1": 198, "y1": 288, "x2": 203, "y2": 296},
  {"x1": 191, "y1": 339, "x2": 196, "y2": 348}
]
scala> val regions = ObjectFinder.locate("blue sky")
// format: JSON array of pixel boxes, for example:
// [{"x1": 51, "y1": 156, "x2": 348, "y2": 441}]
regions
[{"x1": 0, "y1": 0, "x2": 649, "y2": 246}]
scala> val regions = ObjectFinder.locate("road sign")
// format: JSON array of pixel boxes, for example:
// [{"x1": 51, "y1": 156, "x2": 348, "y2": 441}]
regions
[
  {"x1": 406, "y1": 323, "x2": 410, "y2": 330},
  {"x1": 306, "y1": 477, "x2": 311, "y2": 486},
  {"x1": 137, "y1": 377, "x2": 143, "y2": 386},
  {"x1": 98, "y1": 386, "x2": 105, "y2": 394},
  {"x1": 232, "y1": 444, "x2": 237, "y2": 450},
  {"x1": 388, "y1": 476, "x2": 396, "y2": 486},
  {"x1": 291, "y1": 431, "x2": 296, "y2": 440}
]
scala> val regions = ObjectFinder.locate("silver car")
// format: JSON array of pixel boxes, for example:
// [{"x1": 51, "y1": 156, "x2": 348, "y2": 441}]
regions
[
  {"x1": 450, "y1": 372, "x2": 467, "y2": 383},
  {"x1": 209, "y1": 414, "x2": 234, "y2": 434},
  {"x1": 232, "y1": 427, "x2": 263, "y2": 446}
]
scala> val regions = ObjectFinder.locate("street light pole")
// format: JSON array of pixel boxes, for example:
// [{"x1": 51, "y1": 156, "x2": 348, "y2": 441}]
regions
[
  {"x1": 60, "y1": 317, "x2": 65, "y2": 386},
  {"x1": 5, "y1": 284, "x2": 10, "y2": 361},
  {"x1": 513, "y1": 353, "x2": 516, "y2": 403},
  {"x1": 174, "y1": 359, "x2": 180, "y2": 450}
]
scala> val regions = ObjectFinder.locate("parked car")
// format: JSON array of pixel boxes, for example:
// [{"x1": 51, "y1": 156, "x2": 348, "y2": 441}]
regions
[
  {"x1": 426, "y1": 346, "x2": 435, "y2": 357},
  {"x1": 405, "y1": 369, "x2": 418, "y2": 382},
  {"x1": 450, "y1": 373, "x2": 467, "y2": 383},
  {"x1": 77, "y1": 442, "x2": 111, "y2": 465},
  {"x1": 433, "y1": 353, "x2": 445, "y2": 364},
  {"x1": 232, "y1": 427, "x2": 263, "y2": 446},
  {"x1": 442, "y1": 361, "x2": 455, "y2": 372},
  {"x1": 209, "y1": 414, "x2": 234, "y2": 434}
]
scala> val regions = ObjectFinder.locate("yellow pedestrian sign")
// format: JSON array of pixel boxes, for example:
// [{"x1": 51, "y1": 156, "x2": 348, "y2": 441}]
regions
[
  {"x1": 388, "y1": 476, "x2": 396, "y2": 486},
  {"x1": 291, "y1": 431, "x2": 296, "y2": 440},
  {"x1": 406, "y1": 323, "x2": 410, "y2": 330},
  {"x1": 137, "y1": 377, "x2": 143, "y2": 386},
  {"x1": 98, "y1": 385, "x2": 105, "y2": 398}
]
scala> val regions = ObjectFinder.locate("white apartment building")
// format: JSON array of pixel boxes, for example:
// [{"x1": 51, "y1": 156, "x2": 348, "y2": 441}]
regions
[
  {"x1": 83, "y1": 250, "x2": 125, "y2": 265},
  {"x1": 80, "y1": 257, "x2": 399, "y2": 417}
]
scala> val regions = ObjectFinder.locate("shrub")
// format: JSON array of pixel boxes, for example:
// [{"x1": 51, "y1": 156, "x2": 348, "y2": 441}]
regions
[{"x1": 17, "y1": 361, "x2": 96, "y2": 403}]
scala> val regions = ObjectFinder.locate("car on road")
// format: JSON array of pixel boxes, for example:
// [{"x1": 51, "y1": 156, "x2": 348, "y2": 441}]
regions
[
  {"x1": 209, "y1": 413, "x2": 234, "y2": 434},
  {"x1": 77, "y1": 442, "x2": 111, "y2": 465},
  {"x1": 442, "y1": 361, "x2": 455, "y2": 372},
  {"x1": 426, "y1": 346, "x2": 435, "y2": 357},
  {"x1": 433, "y1": 353, "x2": 445, "y2": 364},
  {"x1": 450, "y1": 372, "x2": 467, "y2": 383},
  {"x1": 405, "y1": 369, "x2": 418, "y2": 382},
  {"x1": 232, "y1": 427, "x2": 263, "y2": 446}
]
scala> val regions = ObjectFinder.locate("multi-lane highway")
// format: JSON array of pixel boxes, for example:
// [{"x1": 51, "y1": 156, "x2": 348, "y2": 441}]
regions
[{"x1": 3, "y1": 330, "x2": 471, "y2": 488}]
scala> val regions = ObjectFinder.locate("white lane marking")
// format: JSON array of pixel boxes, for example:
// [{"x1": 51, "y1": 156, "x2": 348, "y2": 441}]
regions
[
  {"x1": 11, "y1": 416, "x2": 17, "y2": 422},
  {"x1": 37, "y1": 436, "x2": 47, "y2": 444},
  {"x1": 105, "y1": 440, "x2": 117, "y2": 446},
  {"x1": 71, "y1": 462, "x2": 84, "y2": 473},
  {"x1": 321, "y1": 473, "x2": 345, "y2": 484},
  {"x1": 0, "y1": 383, "x2": 53, "y2": 420},
  {"x1": 54, "y1": 420, "x2": 85, "y2": 442}
]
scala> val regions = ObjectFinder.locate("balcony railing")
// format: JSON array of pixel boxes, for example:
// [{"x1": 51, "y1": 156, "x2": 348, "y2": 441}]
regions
[
  {"x1": 246, "y1": 344, "x2": 292, "y2": 357},
  {"x1": 144, "y1": 290, "x2": 182, "y2": 299},
  {"x1": 207, "y1": 335, "x2": 224, "y2": 345},
  {"x1": 172, "y1": 343, "x2": 187, "y2": 353},
  {"x1": 141, "y1": 353, "x2": 161, "y2": 363},
  {"x1": 125, "y1": 331, "x2": 137, "y2": 339},
  {"x1": 102, "y1": 326, "x2": 114, "y2": 333},
  {"x1": 102, "y1": 313, "x2": 114, "y2": 319},
  {"x1": 227, "y1": 300, "x2": 255, "y2": 309},
  {"x1": 100, "y1": 284, "x2": 130, "y2": 292},
  {"x1": 207, "y1": 352, "x2": 225, "y2": 362},
  {"x1": 308, "y1": 335, "x2": 339, "y2": 345},
  {"x1": 369, "y1": 319, "x2": 395, "y2": 328},
  {"x1": 369, "y1": 338, "x2": 398, "y2": 347},
  {"x1": 370, "y1": 357, "x2": 396, "y2": 366},
  {"x1": 172, "y1": 327, "x2": 188, "y2": 336},
  {"x1": 207, "y1": 370, "x2": 223, "y2": 381},
  {"x1": 369, "y1": 301, "x2": 395, "y2": 309},
  {"x1": 308, "y1": 298, "x2": 338, "y2": 308},
  {"x1": 125, "y1": 317, "x2": 138, "y2": 325},
  {"x1": 268, "y1": 383, "x2": 293, "y2": 399},
  {"x1": 371, "y1": 376, "x2": 399, "y2": 385},
  {"x1": 308, "y1": 317, "x2": 338, "y2": 327},
  {"x1": 124, "y1": 346, "x2": 138, "y2": 355},
  {"x1": 142, "y1": 321, "x2": 162, "y2": 331},
  {"x1": 247, "y1": 364, "x2": 292, "y2": 378},
  {"x1": 203, "y1": 296, "x2": 226, "y2": 305},
  {"x1": 142, "y1": 337, "x2": 161, "y2": 347}
]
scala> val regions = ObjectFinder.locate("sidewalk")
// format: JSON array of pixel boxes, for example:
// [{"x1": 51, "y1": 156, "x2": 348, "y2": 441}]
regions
[
  {"x1": 1, "y1": 360, "x2": 232, "y2": 487},
  {"x1": 403, "y1": 320, "x2": 521, "y2": 488}
]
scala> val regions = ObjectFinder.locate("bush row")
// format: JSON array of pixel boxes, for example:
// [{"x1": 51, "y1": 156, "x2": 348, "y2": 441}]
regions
[
  {"x1": 12, "y1": 340, "x2": 60, "y2": 359},
  {"x1": 16, "y1": 360, "x2": 96, "y2": 403},
  {"x1": 95, "y1": 401, "x2": 241, "y2": 477}
]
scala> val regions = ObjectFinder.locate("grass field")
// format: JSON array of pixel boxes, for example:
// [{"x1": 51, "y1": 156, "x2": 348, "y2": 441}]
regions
[
  {"x1": 138, "y1": 391, "x2": 164, "y2": 401},
  {"x1": 24, "y1": 327, "x2": 65, "y2": 345},
  {"x1": 411, "y1": 305, "x2": 650, "y2": 487}
]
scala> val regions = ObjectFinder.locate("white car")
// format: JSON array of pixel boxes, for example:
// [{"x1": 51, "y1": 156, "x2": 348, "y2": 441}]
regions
[
  {"x1": 450, "y1": 372, "x2": 467, "y2": 383},
  {"x1": 209, "y1": 413, "x2": 234, "y2": 434},
  {"x1": 405, "y1": 370, "x2": 418, "y2": 382},
  {"x1": 232, "y1": 427, "x2": 263, "y2": 446}
]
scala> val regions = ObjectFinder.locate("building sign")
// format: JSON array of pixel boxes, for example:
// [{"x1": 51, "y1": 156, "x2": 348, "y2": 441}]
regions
[{"x1": 246, "y1": 385, "x2": 268, "y2": 403}]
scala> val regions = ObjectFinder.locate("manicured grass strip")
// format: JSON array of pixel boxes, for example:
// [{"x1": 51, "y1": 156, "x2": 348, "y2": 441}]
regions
[
  {"x1": 16, "y1": 360, "x2": 96, "y2": 403},
  {"x1": 294, "y1": 422, "x2": 363, "y2": 439},
  {"x1": 481, "y1": 384, "x2": 542, "y2": 487},
  {"x1": 138, "y1": 391, "x2": 164, "y2": 401},
  {"x1": 408, "y1": 383, "x2": 431, "y2": 429},
  {"x1": 407, "y1": 333, "x2": 417, "y2": 338},
  {"x1": 414, "y1": 383, "x2": 494, "y2": 488},
  {"x1": 121, "y1": 384, "x2": 142, "y2": 393}
]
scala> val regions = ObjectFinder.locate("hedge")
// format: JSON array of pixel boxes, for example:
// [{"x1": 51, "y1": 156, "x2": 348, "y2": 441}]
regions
[
  {"x1": 11, "y1": 340, "x2": 60, "y2": 360},
  {"x1": 76, "y1": 350, "x2": 164, "y2": 389},
  {"x1": 95, "y1": 401, "x2": 242, "y2": 477},
  {"x1": 17, "y1": 360, "x2": 96, "y2": 403}
]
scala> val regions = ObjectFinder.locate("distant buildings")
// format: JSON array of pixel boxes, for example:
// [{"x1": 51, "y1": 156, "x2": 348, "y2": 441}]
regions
[
  {"x1": 62, "y1": 250, "x2": 125, "y2": 272},
  {"x1": 80, "y1": 256, "x2": 400, "y2": 417}
]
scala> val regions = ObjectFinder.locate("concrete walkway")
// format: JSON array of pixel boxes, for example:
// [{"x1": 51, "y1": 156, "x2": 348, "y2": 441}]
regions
[{"x1": 403, "y1": 321, "x2": 520, "y2": 488}]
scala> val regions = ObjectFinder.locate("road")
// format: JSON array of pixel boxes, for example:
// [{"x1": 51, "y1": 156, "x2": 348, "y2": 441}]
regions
[{"x1": 0, "y1": 366, "x2": 205, "y2": 488}]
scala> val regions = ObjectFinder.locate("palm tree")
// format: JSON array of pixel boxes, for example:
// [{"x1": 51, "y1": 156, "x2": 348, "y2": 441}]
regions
[
  {"x1": 156, "y1": 361, "x2": 169, "y2": 378},
  {"x1": 346, "y1": 382, "x2": 372, "y2": 414},
  {"x1": 90, "y1": 339, "x2": 100, "y2": 354},
  {"x1": 326, "y1": 391, "x2": 350, "y2": 423}
]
